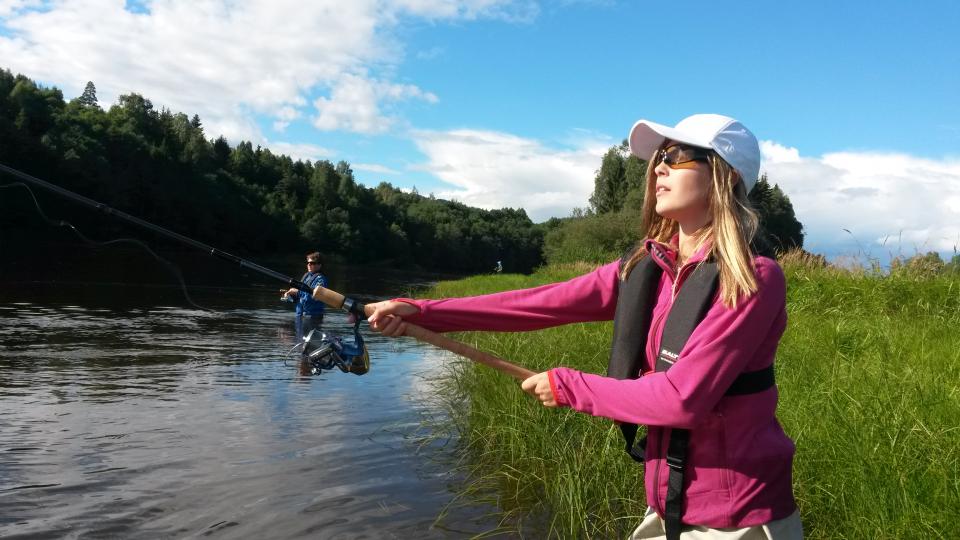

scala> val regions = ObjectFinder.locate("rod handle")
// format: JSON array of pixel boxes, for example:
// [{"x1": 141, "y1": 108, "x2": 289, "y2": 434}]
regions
[
  {"x1": 311, "y1": 285, "x2": 366, "y2": 318},
  {"x1": 402, "y1": 323, "x2": 537, "y2": 381},
  {"x1": 312, "y1": 285, "x2": 347, "y2": 309}
]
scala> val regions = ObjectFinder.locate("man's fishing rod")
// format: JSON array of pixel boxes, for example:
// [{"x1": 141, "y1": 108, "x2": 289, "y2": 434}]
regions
[{"x1": 1, "y1": 162, "x2": 535, "y2": 380}]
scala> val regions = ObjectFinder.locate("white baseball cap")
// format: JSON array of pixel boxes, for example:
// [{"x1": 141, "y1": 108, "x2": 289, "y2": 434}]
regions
[{"x1": 628, "y1": 113, "x2": 761, "y2": 192}]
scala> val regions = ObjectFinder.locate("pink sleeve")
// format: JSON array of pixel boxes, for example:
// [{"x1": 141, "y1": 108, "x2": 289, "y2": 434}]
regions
[
  {"x1": 550, "y1": 258, "x2": 787, "y2": 428},
  {"x1": 396, "y1": 261, "x2": 622, "y2": 333}
]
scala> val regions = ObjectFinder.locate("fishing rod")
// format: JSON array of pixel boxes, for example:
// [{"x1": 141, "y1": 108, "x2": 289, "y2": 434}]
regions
[{"x1": 2, "y1": 162, "x2": 536, "y2": 381}]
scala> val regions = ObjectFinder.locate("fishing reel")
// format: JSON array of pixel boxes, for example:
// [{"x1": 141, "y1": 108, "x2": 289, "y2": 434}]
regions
[{"x1": 299, "y1": 322, "x2": 370, "y2": 376}]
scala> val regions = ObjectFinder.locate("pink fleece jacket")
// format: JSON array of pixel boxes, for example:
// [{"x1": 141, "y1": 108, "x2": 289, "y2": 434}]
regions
[{"x1": 396, "y1": 239, "x2": 797, "y2": 528}]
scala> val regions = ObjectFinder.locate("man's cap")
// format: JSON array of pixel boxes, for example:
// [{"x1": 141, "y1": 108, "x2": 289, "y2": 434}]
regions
[{"x1": 628, "y1": 113, "x2": 761, "y2": 192}]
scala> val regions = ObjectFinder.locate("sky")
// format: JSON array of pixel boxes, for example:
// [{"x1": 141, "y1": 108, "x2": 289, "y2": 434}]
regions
[{"x1": 1, "y1": 0, "x2": 959, "y2": 262}]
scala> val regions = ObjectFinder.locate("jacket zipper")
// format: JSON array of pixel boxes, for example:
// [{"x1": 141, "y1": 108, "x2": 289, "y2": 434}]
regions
[
  {"x1": 651, "y1": 247, "x2": 700, "y2": 515},
  {"x1": 671, "y1": 261, "x2": 697, "y2": 302},
  {"x1": 653, "y1": 426, "x2": 668, "y2": 515},
  {"x1": 649, "y1": 302, "x2": 669, "y2": 516}
]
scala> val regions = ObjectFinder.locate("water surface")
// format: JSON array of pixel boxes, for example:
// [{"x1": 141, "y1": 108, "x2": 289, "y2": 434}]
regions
[{"x1": 0, "y1": 276, "x2": 499, "y2": 539}]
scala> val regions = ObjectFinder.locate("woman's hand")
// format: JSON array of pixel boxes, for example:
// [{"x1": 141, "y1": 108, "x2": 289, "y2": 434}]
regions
[
  {"x1": 366, "y1": 300, "x2": 419, "y2": 337},
  {"x1": 521, "y1": 371, "x2": 558, "y2": 408}
]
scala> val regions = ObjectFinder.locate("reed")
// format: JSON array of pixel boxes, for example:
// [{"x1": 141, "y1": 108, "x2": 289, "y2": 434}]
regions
[{"x1": 423, "y1": 261, "x2": 960, "y2": 538}]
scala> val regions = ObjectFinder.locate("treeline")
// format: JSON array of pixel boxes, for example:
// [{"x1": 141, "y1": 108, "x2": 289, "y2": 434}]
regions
[
  {"x1": 0, "y1": 69, "x2": 543, "y2": 273},
  {"x1": 543, "y1": 141, "x2": 806, "y2": 264},
  {"x1": 1, "y1": 67, "x2": 809, "y2": 276}
]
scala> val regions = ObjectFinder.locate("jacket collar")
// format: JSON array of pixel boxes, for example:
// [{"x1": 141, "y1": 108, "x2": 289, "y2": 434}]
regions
[{"x1": 644, "y1": 234, "x2": 713, "y2": 274}]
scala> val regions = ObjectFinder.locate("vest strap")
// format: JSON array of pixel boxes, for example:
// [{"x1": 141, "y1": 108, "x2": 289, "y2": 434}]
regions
[
  {"x1": 664, "y1": 428, "x2": 689, "y2": 540},
  {"x1": 725, "y1": 364, "x2": 775, "y2": 396}
]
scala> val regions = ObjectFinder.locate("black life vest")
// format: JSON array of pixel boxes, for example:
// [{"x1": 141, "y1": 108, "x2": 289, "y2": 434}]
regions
[{"x1": 606, "y1": 249, "x2": 775, "y2": 540}]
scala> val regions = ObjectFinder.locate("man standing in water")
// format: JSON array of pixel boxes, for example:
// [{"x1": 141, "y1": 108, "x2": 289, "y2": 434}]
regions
[{"x1": 282, "y1": 251, "x2": 328, "y2": 331}]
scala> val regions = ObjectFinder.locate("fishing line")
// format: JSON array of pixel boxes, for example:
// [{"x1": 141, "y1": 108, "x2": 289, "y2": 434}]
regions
[
  {"x1": 285, "y1": 341, "x2": 306, "y2": 357},
  {"x1": 1, "y1": 162, "x2": 376, "y2": 376},
  {"x1": 0, "y1": 162, "x2": 313, "y2": 292},
  {"x1": 1, "y1": 180, "x2": 211, "y2": 311}
]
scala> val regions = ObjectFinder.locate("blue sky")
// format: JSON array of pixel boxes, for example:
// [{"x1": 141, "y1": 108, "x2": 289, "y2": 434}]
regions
[{"x1": 2, "y1": 0, "x2": 959, "y2": 261}]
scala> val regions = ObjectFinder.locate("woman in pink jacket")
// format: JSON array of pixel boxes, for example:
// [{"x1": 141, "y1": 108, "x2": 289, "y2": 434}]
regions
[{"x1": 367, "y1": 114, "x2": 803, "y2": 539}]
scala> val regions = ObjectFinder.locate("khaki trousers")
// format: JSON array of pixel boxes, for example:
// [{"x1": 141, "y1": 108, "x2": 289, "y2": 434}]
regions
[{"x1": 629, "y1": 507, "x2": 803, "y2": 540}]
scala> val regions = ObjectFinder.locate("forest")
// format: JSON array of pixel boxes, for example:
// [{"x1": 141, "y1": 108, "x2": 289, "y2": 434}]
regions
[{"x1": 0, "y1": 68, "x2": 804, "y2": 275}]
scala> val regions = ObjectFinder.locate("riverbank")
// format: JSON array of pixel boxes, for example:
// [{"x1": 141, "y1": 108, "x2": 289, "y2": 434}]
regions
[{"x1": 421, "y1": 258, "x2": 960, "y2": 538}]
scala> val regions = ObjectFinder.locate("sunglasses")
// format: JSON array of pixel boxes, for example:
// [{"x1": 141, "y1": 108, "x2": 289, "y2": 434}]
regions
[
  {"x1": 657, "y1": 144, "x2": 711, "y2": 169},
  {"x1": 306, "y1": 261, "x2": 320, "y2": 265}
]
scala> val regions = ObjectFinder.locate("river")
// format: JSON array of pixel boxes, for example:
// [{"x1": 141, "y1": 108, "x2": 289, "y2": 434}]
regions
[{"x1": 0, "y1": 254, "x2": 504, "y2": 539}]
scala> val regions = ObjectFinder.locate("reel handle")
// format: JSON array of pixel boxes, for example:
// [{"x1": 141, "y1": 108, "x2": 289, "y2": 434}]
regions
[{"x1": 311, "y1": 285, "x2": 536, "y2": 381}]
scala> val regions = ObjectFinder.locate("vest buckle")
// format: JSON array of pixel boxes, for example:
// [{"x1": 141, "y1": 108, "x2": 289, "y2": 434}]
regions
[{"x1": 666, "y1": 454, "x2": 685, "y2": 471}]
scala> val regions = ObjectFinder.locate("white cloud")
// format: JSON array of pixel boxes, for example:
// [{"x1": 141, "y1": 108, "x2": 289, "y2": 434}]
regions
[
  {"x1": 263, "y1": 141, "x2": 333, "y2": 163},
  {"x1": 0, "y1": 0, "x2": 516, "y2": 143},
  {"x1": 760, "y1": 141, "x2": 800, "y2": 163},
  {"x1": 415, "y1": 46, "x2": 445, "y2": 60},
  {"x1": 412, "y1": 128, "x2": 608, "y2": 221},
  {"x1": 272, "y1": 106, "x2": 301, "y2": 132},
  {"x1": 761, "y1": 143, "x2": 960, "y2": 259},
  {"x1": 0, "y1": 0, "x2": 40, "y2": 17},
  {"x1": 312, "y1": 73, "x2": 437, "y2": 134},
  {"x1": 388, "y1": 0, "x2": 539, "y2": 22},
  {"x1": 354, "y1": 163, "x2": 401, "y2": 175}
]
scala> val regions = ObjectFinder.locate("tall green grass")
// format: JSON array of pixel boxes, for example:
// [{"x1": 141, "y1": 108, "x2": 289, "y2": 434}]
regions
[{"x1": 422, "y1": 261, "x2": 960, "y2": 538}]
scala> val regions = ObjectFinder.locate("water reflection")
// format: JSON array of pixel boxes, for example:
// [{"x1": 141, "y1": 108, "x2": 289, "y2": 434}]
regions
[{"x1": 0, "y1": 294, "x2": 499, "y2": 538}]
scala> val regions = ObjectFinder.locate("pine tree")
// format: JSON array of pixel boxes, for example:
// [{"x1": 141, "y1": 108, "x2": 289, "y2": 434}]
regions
[
  {"x1": 77, "y1": 81, "x2": 99, "y2": 108},
  {"x1": 749, "y1": 174, "x2": 804, "y2": 252}
]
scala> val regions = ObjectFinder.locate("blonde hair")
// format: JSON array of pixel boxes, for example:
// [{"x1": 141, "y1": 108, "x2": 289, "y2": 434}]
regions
[{"x1": 620, "y1": 144, "x2": 760, "y2": 308}]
